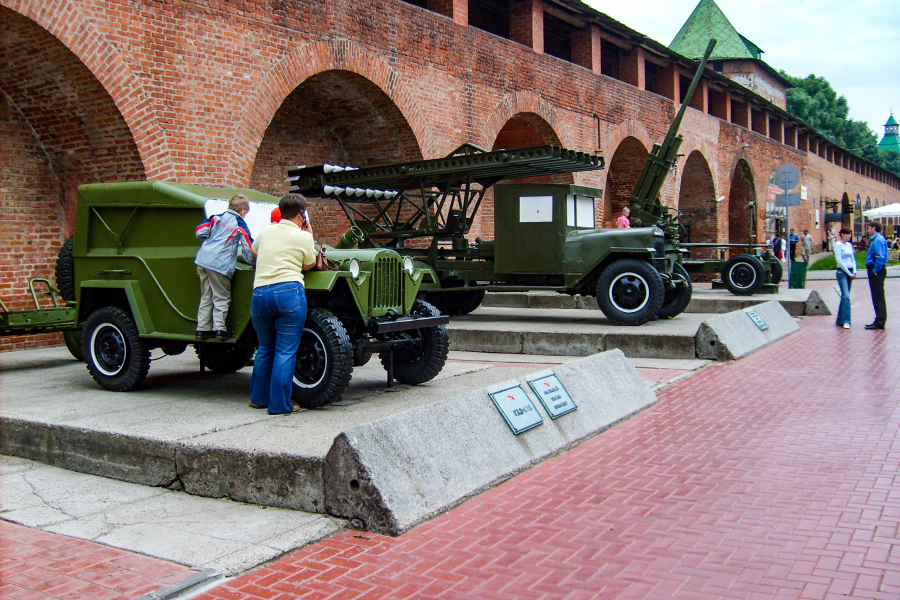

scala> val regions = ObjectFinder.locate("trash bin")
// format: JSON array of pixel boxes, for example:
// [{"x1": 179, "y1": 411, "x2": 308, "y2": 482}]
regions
[{"x1": 788, "y1": 261, "x2": 807, "y2": 289}]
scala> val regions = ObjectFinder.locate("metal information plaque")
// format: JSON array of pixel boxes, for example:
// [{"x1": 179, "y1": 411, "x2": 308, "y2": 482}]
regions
[
  {"x1": 527, "y1": 374, "x2": 577, "y2": 419},
  {"x1": 744, "y1": 309, "x2": 769, "y2": 331},
  {"x1": 488, "y1": 385, "x2": 543, "y2": 435}
]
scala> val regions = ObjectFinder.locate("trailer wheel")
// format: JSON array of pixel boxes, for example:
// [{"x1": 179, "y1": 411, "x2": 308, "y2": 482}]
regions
[
  {"x1": 292, "y1": 308, "x2": 353, "y2": 409},
  {"x1": 55, "y1": 237, "x2": 76, "y2": 303},
  {"x1": 768, "y1": 258, "x2": 784, "y2": 285},
  {"x1": 63, "y1": 329, "x2": 84, "y2": 361},
  {"x1": 596, "y1": 259, "x2": 665, "y2": 326},
  {"x1": 422, "y1": 290, "x2": 485, "y2": 316},
  {"x1": 194, "y1": 343, "x2": 255, "y2": 373},
  {"x1": 657, "y1": 262, "x2": 692, "y2": 319},
  {"x1": 82, "y1": 307, "x2": 150, "y2": 392},
  {"x1": 381, "y1": 299, "x2": 449, "y2": 385},
  {"x1": 722, "y1": 254, "x2": 765, "y2": 296}
]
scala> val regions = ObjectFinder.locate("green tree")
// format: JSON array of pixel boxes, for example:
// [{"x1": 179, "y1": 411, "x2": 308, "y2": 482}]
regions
[{"x1": 779, "y1": 70, "x2": 900, "y2": 177}]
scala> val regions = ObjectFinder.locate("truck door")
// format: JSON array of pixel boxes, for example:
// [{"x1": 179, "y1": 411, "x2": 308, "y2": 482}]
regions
[{"x1": 494, "y1": 186, "x2": 564, "y2": 274}]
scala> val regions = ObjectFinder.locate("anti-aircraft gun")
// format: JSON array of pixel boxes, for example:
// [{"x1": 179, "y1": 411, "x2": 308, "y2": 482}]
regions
[
  {"x1": 629, "y1": 38, "x2": 782, "y2": 296},
  {"x1": 289, "y1": 143, "x2": 689, "y2": 326}
]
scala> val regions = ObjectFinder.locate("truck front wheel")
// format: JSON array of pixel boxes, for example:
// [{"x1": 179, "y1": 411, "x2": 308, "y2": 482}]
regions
[
  {"x1": 82, "y1": 307, "x2": 150, "y2": 392},
  {"x1": 596, "y1": 259, "x2": 665, "y2": 326},
  {"x1": 381, "y1": 299, "x2": 449, "y2": 385},
  {"x1": 291, "y1": 308, "x2": 353, "y2": 409},
  {"x1": 657, "y1": 262, "x2": 693, "y2": 319}
]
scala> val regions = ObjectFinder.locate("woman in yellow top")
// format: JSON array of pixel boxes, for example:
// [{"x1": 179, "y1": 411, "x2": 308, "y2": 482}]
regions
[{"x1": 248, "y1": 193, "x2": 317, "y2": 414}]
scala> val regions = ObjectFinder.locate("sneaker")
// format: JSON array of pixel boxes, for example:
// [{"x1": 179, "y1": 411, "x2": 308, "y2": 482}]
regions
[
  {"x1": 195, "y1": 330, "x2": 214, "y2": 340},
  {"x1": 843, "y1": 323, "x2": 850, "y2": 329}
]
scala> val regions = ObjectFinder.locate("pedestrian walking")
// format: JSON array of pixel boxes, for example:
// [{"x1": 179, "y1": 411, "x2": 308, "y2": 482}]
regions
[
  {"x1": 248, "y1": 193, "x2": 318, "y2": 414},
  {"x1": 827, "y1": 226, "x2": 836, "y2": 252},
  {"x1": 788, "y1": 228, "x2": 799, "y2": 261},
  {"x1": 834, "y1": 227, "x2": 856, "y2": 329},
  {"x1": 800, "y1": 229, "x2": 813, "y2": 263},
  {"x1": 865, "y1": 222, "x2": 888, "y2": 330}
]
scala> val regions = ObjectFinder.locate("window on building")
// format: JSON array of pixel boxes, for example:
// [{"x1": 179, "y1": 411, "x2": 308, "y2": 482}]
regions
[
  {"x1": 644, "y1": 61, "x2": 659, "y2": 94},
  {"x1": 469, "y1": 0, "x2": 510, "y2": 39},
  {"x1": 543, "y1": 12, "x2": 573, "y2": 62},
  {"x1": 601, "y1": 40, "x2": 621, "y2": 80}
]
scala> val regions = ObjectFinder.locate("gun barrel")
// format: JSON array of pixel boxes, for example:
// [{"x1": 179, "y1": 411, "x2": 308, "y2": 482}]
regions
[{"x1": 335, "y1": 226, "x2": 365, "y2": 249}]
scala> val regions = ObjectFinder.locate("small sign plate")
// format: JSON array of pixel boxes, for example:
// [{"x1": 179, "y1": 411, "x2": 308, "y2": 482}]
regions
[
  {"x1": 527, "y1": 374, "x2": 577, "y2": 419},
  {"x1": 744, "y1": 309, "x2": 769, "y2": 331},
  {"x1": 489, "y1": 385, "x2": 543, "y2": 435}
]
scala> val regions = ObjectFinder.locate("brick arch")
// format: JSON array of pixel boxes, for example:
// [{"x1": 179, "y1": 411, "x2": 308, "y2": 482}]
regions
[
  {"x1": 229, "y1": 40, "x2": 427, "y2": 185},
  {"x1": 604, "y1": 136, "x2": 649, "y2": 228},
  {"x1": 481, "y1": 91, "x2": 574, "y2": 151},
  {"x1": 1, "y1": 0, "x2": 168, "y2": 179},
  {"x1": 678, "y1": 151, "x2": 718, "y2": 255},
  {"x1": 727, "y1": 159, "x2": 758, "y2": 248}
]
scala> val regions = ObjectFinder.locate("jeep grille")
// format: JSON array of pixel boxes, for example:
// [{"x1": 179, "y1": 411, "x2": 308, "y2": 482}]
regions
[{"x1": 372, "y1": 255, "x2": 403, "y2": 310}]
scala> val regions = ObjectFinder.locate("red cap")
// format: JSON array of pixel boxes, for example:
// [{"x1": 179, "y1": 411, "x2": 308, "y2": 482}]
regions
[{"x1": 270, "y1": 207, "x2": 281, "y2": 223}]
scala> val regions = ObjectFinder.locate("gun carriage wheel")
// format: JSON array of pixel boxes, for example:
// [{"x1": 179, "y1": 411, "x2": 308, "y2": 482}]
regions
[
  {"x1": 292, "y1": 308, "x2": 353, "y2": 409},
  {"x1": 82, "y1": 307, "x2": 150, "y2": 392},
  {"x1": 380, "y1": 299, "x2": 449, "y2": 385},
  {"x1": 596, "y1": 258, "x2": 665, "y2": 326},
  {"x1": 767, "y1": 258, "x2": 784, "y2": 285},
  {"x1": 657, "y1": 262, "x2": 692, "y2": 319},
  {"x1": 722, "y1": 254, "x2": 766, "y2": 296}
]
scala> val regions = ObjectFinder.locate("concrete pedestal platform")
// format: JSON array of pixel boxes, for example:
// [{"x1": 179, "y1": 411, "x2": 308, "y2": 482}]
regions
[
  {"x1": 0, "y1": 346, "x2": 655, "y2": 535},
  {"x1": 482, "y1": 284, "x2": 855, "y2": 317}
]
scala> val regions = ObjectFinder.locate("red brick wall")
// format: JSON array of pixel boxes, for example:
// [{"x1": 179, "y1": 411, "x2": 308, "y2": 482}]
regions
[
  {"x1": 1, "y1": 0, "x2": 898, "y2": 353},
  {"x1": 679, "y1": 151, "x2": 718, "y2": 257}
]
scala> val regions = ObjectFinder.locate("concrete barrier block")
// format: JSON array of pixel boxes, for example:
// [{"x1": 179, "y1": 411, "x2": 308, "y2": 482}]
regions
[
  {"x1": 322, "y1": 350, "x2": 657, "y2": 535},
  {"x1": 521, "y1": 331, "x2": 602, "y2": 356},
  {"x1": 449, "y1": 329, "x2": 523, "y2": 353},
  {"x1": 696, "y1": 301, "x2": 799, "y2": 361},
  {"x1": 805, "y1": 284, "x2": 859, "y2": 316},
  {"x1": 526, "y1": 293, "x2": 577, "y2": 309},
  {"x1": 604, "y1": 333, "x2": 697, "y2": 360},
  {"x1": 482, "y1": 293, "x2": 527, "y2": 308}
]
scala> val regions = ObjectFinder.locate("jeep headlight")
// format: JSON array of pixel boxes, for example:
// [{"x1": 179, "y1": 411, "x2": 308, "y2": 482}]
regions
[
  {"x1": 652, "y1": 227, "x2": 665, "y2": 237},
  {"x1": 403, "y1": 256, "x2": 414, "y2": 275},
  {"x1": 348, "y1": 258, "x2": 361, "y2": 280}
]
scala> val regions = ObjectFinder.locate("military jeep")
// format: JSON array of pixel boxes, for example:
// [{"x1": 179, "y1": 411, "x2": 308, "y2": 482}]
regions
[{"x1": 56, "y1": 181, "x2": 449, "y2": 407}]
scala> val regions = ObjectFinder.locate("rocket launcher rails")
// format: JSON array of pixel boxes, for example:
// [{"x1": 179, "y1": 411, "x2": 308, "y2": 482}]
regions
[{"x1": 287, "y1": 143, "x2": 603, "y2": 241}]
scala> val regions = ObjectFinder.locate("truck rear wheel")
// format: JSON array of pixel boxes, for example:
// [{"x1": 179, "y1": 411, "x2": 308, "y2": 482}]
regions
[
  {"x1": 422, "y1": 290, "x2": 485, "y2": 316},
  {"x1": 596, "y1": 258, "x2": 665, "y2": 326},
  {"x1": 722, "y1": 254, "x2": 765, "y2": 296},
  {"x1": 292, "y1": 308, "x2": 353, "y2": 409},
  {"x1": 194, "y1": 343, "x2": 255, "y2": 373},
  {"x1": 657, "y1": 262, "x2": 692, "y2": 319},
  {"x1": 82, "y1": 307, "x2": 150, "y2": 392},
  {"x1": 381, "y1": 299, "x2": 449, "y2": 385}
]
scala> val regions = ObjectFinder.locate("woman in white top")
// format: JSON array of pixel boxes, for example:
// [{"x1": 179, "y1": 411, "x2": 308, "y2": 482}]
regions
[{"x1": 833, "y1": 227, "x2": 856, "y2": 329}]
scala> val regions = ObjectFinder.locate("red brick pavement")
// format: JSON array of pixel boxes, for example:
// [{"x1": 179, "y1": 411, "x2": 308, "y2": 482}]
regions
[
  {"x1": 198, "y1": 280, "x2": 900, "y2": 600},
  {"x1": 0, "y1": 520, "x2": 195, "y2": 600}
]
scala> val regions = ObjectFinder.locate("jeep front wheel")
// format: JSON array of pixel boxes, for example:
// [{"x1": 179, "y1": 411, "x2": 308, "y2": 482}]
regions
[
  {"x1": 292, "y1": 308, "x2": 353, "y2": 409},
  {"x1": 82, "y1": 307, "x2": 150, "y2": 392},
  {"x1": 596, "y1": 258, "x2": 665, "y2": 326},
  {"x1": 381, "y1": 299, "x2": 449, "y2": 385}
]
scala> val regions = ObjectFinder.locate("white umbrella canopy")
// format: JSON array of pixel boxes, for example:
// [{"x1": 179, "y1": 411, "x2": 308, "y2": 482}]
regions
[{"x1": 863, "y1": 203, "x2": 900, "y2": 218}]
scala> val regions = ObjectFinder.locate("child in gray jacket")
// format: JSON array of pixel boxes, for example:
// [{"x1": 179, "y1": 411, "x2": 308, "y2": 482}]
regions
[{"x1": 195, "y1": 194, "x2": 253, "y2": 340}]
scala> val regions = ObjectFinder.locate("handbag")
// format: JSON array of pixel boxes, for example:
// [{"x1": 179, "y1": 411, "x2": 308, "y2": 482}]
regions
[{"x1": 314, "y1": 245, "x2": 339, "y2": 271}]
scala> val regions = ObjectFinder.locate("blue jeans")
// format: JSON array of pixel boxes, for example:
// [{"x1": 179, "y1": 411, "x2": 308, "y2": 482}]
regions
[
  {"x1": 250, "y1": 282, "x2": 307, "y2": 414},
  {"x1": 835, "y1": 270, "x2": 852, "y2": 326}
]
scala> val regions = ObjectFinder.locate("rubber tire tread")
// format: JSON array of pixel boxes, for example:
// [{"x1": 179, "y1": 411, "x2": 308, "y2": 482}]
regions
[
  {"x1": 768, "y1": 258, "x2": 784, "y2": 285},
  {"x1": 55, "y1": 237, "x2": 76, "y2": 303},
  {"x1": 194, "y1": 343, "x2": 255, "y2": 373},
  {"x1": 82, "y1": 307, "x2": 150, "y2": 392},
  {"x1": 595, "y1": 258, "x2": 665, "y2": 326},
  {"x1": 658, "y1": 262, "x2": 693, "y2": 319},
  {"x1": 291, "y1": 308, "x2": 353, "y2": 409},
  {"x1": 380, "y1": 299, "x2": 449, "y2": 385},
  {"x1": 722, "y1": 254, "x2": 765, "y2": 296},
  {"x1": 63, "y1": 329, "x2": 84, "y2": 361},
  {"x1": 423, "y1": 290, "x2": 485, "y2": 316}
]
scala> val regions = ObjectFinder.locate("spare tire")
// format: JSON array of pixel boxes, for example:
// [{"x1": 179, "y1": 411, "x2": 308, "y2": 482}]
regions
[{"x1": 55, "y1": 237, "x2": 76, "y2": 303}]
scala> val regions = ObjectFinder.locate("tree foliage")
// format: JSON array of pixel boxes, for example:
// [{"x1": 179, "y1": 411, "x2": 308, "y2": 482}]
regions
[{"x1": 779, "y1": 70, "x2": 900, "y2": 177}]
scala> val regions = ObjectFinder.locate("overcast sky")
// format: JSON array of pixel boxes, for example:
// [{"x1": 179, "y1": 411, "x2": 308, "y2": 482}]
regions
[{"x1": 584, "y1": 0, "x2": 899, "y2": 140}]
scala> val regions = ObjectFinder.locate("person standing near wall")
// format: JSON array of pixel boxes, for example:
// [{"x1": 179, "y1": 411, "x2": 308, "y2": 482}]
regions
[
  {"x1": 616, "y1": 207, "x2": 631, "y2": 228},
  {"x1": 800, "y1": 229, "x2": 813, "y2": 263},
  {"x1": 865, "y1": 222, "x2": 888, "y2": 330},
  {"x1": 834, "y1": 227, "x2": 856, "y2": 329}
]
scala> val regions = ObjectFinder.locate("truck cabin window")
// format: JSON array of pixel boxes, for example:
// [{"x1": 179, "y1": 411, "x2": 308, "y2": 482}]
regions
[
  {"x1": 566, "y1": 194, "x2": 595, "y2": 229},
  {"x1": 519, "y1": 196, "x2": 554, "y2": 223}
]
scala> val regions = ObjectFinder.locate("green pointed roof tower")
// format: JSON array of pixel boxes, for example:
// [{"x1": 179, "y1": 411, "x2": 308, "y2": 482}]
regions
[
  {"x1": 879, "y1": 113, "x2": 900, "y2": 154},
  {"x1": 669, "y1": 0, "x2": 762, "y2": 59}
]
